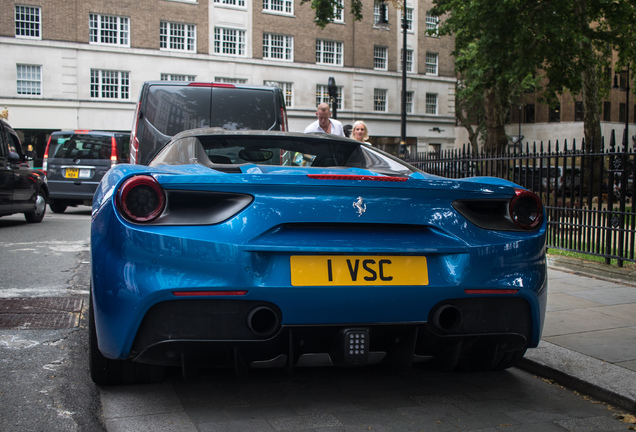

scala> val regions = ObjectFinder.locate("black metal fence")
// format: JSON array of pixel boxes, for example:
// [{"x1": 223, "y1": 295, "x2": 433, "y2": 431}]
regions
[{"x1": 406, "y1": 130, "x2": 636, "y2": 267}]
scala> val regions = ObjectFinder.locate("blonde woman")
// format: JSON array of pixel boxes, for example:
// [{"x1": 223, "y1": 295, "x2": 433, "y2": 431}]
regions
[{"x1": 351, "y1": 120, "x2": 369, "y2": 142}]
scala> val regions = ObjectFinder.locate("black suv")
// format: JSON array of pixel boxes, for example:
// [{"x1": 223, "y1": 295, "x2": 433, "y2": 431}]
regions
[
  {"x1": 130, "y1": 81, "x2": 289, "y2": 165},
  {"x1": 44, "y1": 130, "x2": 130, "y2": 213},
  {"x1": 0, "y1": 119, "x2": 48, "y2": 223}
]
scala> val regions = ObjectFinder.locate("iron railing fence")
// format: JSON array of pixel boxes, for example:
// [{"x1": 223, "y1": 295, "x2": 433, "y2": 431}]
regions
[{"x1": 405, "y1": 130, "x2": 635, "y2": 267}]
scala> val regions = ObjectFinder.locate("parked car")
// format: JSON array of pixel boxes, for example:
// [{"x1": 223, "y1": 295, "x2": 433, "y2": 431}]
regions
[
  {"x1": 43, "y1": 130, "x2": 130, "y2": 213},
  {"x1": 0, "y1": 119, "x2": 48, "y2": 223},
  {"x1": 90, "y1": 129, "x2": 547, "y2": 384},
  {"x1": 130, "y1": 81, "x2": 289, "y2": 165}
]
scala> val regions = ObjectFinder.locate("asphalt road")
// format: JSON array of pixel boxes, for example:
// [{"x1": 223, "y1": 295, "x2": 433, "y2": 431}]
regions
[{"x1": 0, "y1": 208, "x2": 632, "y2": 431}]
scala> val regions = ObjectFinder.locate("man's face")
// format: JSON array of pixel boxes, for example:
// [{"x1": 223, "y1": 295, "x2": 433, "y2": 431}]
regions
[{"x1": 317, "y1": 110, "x2": 331, "y2": 129}]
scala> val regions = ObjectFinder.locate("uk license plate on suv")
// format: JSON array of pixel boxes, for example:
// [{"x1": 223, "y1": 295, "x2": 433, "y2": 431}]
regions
[
  {"x1": 64, "y1": 168, "x2": 91, "y2": 179},
  {"x1": 290, "y1": 255, "x2": 428, "y2": 286}
]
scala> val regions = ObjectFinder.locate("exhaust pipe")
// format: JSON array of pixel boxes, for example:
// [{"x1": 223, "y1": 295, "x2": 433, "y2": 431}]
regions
[
  {"x1": 431, "y1": 304, "x2": 463, "y2": 332},
  {"x1": 247, "y1": 306, "x2": 280, "y2": 337}
]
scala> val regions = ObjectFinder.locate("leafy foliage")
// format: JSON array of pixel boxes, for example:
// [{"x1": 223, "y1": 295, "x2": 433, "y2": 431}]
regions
[{"x1": 301, "y1": 0, "x2": 363, "y2": 28}]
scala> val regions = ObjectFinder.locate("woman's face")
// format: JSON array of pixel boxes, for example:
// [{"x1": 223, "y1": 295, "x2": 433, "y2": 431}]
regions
[{"x1": 353, "y1": 125, "x2": 366, "y2": 141}]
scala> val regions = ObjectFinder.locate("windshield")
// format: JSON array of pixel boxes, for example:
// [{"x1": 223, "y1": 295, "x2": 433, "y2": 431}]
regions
[
  {"x1": 150, "y1": 134, "x2": 417, "y2": 176},
  {"x1": 52, "y1": 134, "x2": 113, "y2": 160}
]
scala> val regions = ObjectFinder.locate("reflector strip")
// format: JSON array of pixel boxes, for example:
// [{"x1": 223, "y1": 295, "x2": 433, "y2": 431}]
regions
[
  {"x1": 172, "y1": 290, "x2": 248, "y2": 297},
  {"x1": 188, "y1": 82, "x2": 236, "y2": 88},
  {"x1": 464, "y1": 289, "x2": 519, "y2": 295},
  {"x1": 307, "y1": 174, "x2": 408, "y2": 182}
]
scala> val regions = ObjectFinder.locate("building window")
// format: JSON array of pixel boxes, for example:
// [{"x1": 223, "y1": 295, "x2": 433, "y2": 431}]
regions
[
  {"x1": 374, "y1": 89, "x2": 387, "y2": 112},
  {"x1": 214, "y1": 0, "x2": 246, "y2": 6},
  {"x1": 90, "y1": 69, "x2": 130, "y2": 99},
  {"x1": 404, "y1": 8, "x2": 413, "y2": 31},
  {"x1": 214, "y1": 27, "x2": 246, "y2": 56},
  {"x1": 316, "y1": 40, "x2": 343, "y2": 66},
  {"x1": 215, "y1": 77, "x2": 248, "y2": 84},
  {"x1": 525, "y1": 104, "x2": 535, "y2": 123},
  {"x1": 161, "y1": 73, "x2": 195, "y2": 81},
  {"x1": 549, "y1": 105, "x2": 561, "y2": 122},
  {"x1": 426, "y1": 53, "x2": 438, "y2": 75},
  {"x1": 160, "y1": 22, "x2": 196, "y2": 52},
  {"x1": 603, "y1": 102, "x2": 611, "y2": 122},
  {"x1": 90, "y1": 14, "x2": 129, "y2": 46},
  {"x1": 374, "y1": 46, "x2": 387, "y2": 70},
  {"x1": 373, "y1": 1, "x2": 388, "y2": 26},
  {"x1": 15, "y1": 5, "x2": 40, "y2": 39},
  {"x1": 406, "y1": 91, "x2": 413, "y2": 114},
  {"x1": 263, "y1": 33, "x2": 293, "y2": 61},
  {"x1": 575, "y1": 101, "x2": 584, "y2": 122},
  {"x1": 333, "y1": 0, "x2": 344, "y2": 22},
  {"x1": 265, "y1": 81, "x2": 293, "y2": 107},
  {"x1": 316, "y1": 85, "x2": 343, "y2": 110},
  {"x1": 16, "y1": 64, "x2": 41, "y2": 95},
  {"x1": 401, "y1": 49, "x2": 413, "y2": 73},
  {"x1": 263, "y1": 0, "x2": 293, "y2": 15},
  {"x1": 619, "y1": 103, "x2": 626, "y2": 123},
  {"x1": 426, "y1": 11, "x2": 439, "y2": 36},
  {"x1": 426, "y1": 93, "x2": 437, "y2": 115}
]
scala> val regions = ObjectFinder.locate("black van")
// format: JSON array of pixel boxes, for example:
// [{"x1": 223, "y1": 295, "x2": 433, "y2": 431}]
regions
[
  {"x1": 43, "y1": 130, "x2": 130, "y2": 213},
  {"x1": 130, "y1": 81, "x2": 289, "y2": 165}
]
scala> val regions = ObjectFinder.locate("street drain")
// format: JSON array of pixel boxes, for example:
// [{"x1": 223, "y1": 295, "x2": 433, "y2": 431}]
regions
[{"x1": 0, "y1": 297, "x2": 84, "y2": 330}]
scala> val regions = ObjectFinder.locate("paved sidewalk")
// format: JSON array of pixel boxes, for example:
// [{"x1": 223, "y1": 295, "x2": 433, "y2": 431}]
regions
[{"x1": 519, "y1": 254, "x2": 636, "y2": 412}]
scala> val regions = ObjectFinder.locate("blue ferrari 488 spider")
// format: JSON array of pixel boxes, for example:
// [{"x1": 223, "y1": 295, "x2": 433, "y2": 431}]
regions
[{"x1": 89, "y1": 129, "x2": 547, "y2": 384}]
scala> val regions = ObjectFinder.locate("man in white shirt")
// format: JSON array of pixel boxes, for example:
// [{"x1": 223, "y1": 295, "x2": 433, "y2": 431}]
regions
[{"x1": 304, "y1": 103, "x2": 345, "y2": 136}]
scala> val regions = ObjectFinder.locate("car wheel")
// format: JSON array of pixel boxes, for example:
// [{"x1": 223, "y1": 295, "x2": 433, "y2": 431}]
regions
[
  {"x1": 49, "y1": 200, "x2": 67, "y2": 214},
  {"x1": 24, "y1": 189, "x2": 47, "y2": 223},
  {"x1": 89, "y1": 292, "x2": 166, "y2": 385}
]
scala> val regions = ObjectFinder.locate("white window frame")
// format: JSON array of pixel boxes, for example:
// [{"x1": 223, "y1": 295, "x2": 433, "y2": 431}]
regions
[
  {"x1": 401, "y1": 49, "x2": 414, "y2": 73},
  {"x1": 90, "y1": 69, "x2": 130, "y2": 100},
  {"x1": 15, "y1": 5, "x2": 41, "y2": 39},
  {"x1": 406, "y1": 91, "x2": 413, "y2": 114},
  {"x1": 263, "y1": 33, "x2": 294, "y2": 61},
  {"x1": 265, "y1": 81, "x2": 293, "y2": 108},
  {"x1": 332, "y1": 0, "x2": 344, "y2": 23},
  {"x1": 214, "y1": 27, "x2": 246, "y2": 57},
  {"x1": 215, "y1": 77, "x2": 248, "y2": 84},
  {"x1": 373, "y1": 1, "x2": 387, "y2": 27},
  {"x1": 263, "y1": 0, "x2": 293, "y2": 15},
  {"x1": 160, "y1": 21, "x2": 197, "y2": 52},
  {"x1": 316, "y1": 40, "x2": 343, "y2": 66},
  {"x1": 374, "y1": 89, "x2": 387, "y2": 112},
  {"x1": 16, "y1": 64, "x2": 41, "y2": 95},
  {"x1": 89, "y1": 14, "x2": 130, "y2": 47},
  {"x1": 214, "y1": 0, "x2": 246, "y2": 7},
  {"x1": 426, "y1": 93, "x2": 438, "y2": 115},
  {"x1": 426, "y1": 11, "x2": 439, "y2": 36},
  {"x1": 426, "y1": 52, "x2": 438, "y2": 76},
  {"x1": 374, "y1": 46, "x2": 388, "y2": 71},
  {"x1": 405, "y1": 8, "x2": 414, "y2": 32},
  {"x1": 316, "y1": 85, "x2": 343, "y2": 110},
  {"x1": 161, "y1": 73, "x2": 196, "y2": 81}
]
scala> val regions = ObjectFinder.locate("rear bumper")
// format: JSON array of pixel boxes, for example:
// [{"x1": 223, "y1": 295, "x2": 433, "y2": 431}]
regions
[
  {"x1": 126, "y1": 297, "x2": 534, "y2": 368},
  {"x1": 48, "y1": 179, "x2": 99, "y2": 201}
]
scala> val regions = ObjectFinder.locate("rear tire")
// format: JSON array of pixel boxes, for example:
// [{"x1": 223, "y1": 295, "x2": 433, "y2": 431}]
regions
[
  {"x1": 24, "y1": 189, "x2": 47, "y2": 223},
  {"x1": 89, "y1": 292, "x2": 166, "y2": 385},
  {"x1": 49, "y1": 200, "x2": 67, "y2": 214}
]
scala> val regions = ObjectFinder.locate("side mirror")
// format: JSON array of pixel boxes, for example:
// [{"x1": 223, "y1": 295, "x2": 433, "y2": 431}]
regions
[{"x1": 8, "y1": 151, "x2": 22, "y2": 164}]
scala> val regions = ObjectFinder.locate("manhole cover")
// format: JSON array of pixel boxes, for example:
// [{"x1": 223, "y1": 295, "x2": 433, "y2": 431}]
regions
[{"x1": 0, "y1": 297, "x2": 83, "y2": 330}]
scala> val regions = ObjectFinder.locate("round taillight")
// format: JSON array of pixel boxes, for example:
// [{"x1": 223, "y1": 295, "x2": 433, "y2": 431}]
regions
[
  {"x1": 117, "y1": 175, "x2": 166, "y2": 223},
  {"x1": 509, "y1": 189, "x2": 543, "y2": 230}
]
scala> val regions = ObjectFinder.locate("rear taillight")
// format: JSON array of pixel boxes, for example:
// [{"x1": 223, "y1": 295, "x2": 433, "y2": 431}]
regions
[
  {"x1": 110, "y1": 136, "x2": 118, "y2": 168},
  {"x1": 280, "y1": 107, "x2": 288, "y2": 131},
  {"x1": 117, "y1": 175, "x2": 166, "y2": 223},
  {"x1": 509, "y1": 189, "x2": 543, "y2": 230},
  {"x1": 42, "y1": 135, "x2": 51, "y2": 176},
  {"x1": 130, "y1": 100, "x2": 141, "y2": 164}
]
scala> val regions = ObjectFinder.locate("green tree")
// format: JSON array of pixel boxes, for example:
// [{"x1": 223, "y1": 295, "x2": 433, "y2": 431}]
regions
[
  {"x1": 301, "y1": 0, "x2": 363, "y2": 28},
  {"x1": 431, "y1": 0, "x2": 636, "y2": 153}
]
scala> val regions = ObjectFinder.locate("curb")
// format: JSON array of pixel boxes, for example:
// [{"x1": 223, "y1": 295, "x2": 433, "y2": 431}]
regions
[{"x1": 518, "y1": 341, "x2": 636, "y2": 413}]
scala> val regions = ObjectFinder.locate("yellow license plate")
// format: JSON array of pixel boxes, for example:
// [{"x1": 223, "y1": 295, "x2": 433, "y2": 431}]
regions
[
  {"x1": 290, "y1": 255, "x2": 428, "y2": 286},
  {"x1": 64, "y1": 168, "x2": 79, "y2": 179}
]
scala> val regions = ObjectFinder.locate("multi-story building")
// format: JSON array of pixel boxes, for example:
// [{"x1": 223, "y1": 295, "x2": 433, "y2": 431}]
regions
[{"x1": 1, "y1": 0, "x2": 458, "y2": 162}]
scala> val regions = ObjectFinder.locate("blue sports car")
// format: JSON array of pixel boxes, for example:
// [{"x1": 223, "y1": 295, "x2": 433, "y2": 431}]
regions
[{"x1": 89, "y1": 129, "x2": 547, "y2": 384}]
